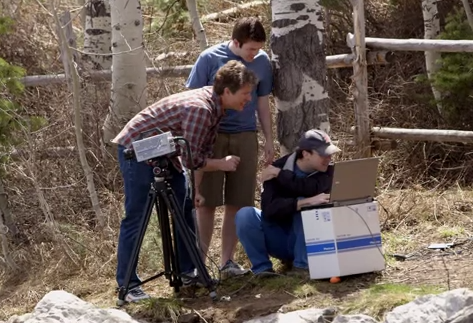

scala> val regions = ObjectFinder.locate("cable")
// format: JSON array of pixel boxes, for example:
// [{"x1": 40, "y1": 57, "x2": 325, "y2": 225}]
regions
[{"x1": 346, "y1": 203, "x2": 387, "y2": 262}]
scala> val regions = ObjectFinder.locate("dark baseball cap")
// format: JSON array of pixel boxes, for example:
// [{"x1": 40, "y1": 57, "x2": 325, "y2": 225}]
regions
[{"x1": 298, "y1": 129, "x2": 341, "y2": 157}]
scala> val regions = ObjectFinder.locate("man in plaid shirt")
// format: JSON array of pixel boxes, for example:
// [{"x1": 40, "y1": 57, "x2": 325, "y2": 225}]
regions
[{"x1": 112, "y1": 60, "x2": 258, "y2": 303}]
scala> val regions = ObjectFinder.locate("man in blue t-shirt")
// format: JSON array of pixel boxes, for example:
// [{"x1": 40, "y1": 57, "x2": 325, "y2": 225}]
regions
[{"x1": 186, "y1": 17, "x2": 274, "y2": 279}]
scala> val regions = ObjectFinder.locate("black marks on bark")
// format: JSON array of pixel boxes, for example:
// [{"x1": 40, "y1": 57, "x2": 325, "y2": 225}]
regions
[
  {"x1": 290, "y1": 3, "x2": 305, "y2": 12},
  {"x1": 86, "y1": 0, "x2": 111, "y2": 18},
  {"x1": 276, "y1": 98, "x2": 330, "y2": 151},
  {"x1": 85, "y1": 29, "x2": 110, "y2": 36},
  {"x1": 297, "y1": 15, "x2": 310, "y2": 21},
  {"x1": 114, "y1": 24, "x2": 121, "y2": 31},
  {"x1": 112, "y1": 42, "x2": 118, "y2": 47},
  {"x1": 272, "y1": 19, "x2": 297, "y2": 28},
  {"x1": 134, "y1": 20, "x2": 141, "y2": 26},
  {"x1": 271, "y1": 23, "x2": 327, "y2": 102}
]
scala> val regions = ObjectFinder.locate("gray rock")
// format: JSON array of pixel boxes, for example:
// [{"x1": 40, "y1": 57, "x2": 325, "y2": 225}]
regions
[
  {"x1": 444, "y1": 304, "x2": 473, "y2": 323},
  {"x1": 384, "y1": 288, "x2": 473, "y2": 323},
  {"x1": 6, "y1": 290, "x2": 141, "y2": 323},
  {"x1": 333, "y1": 315, "x2": 379, "y2": 323},
  {"x1": 242, "y1": 308, "x2": 328, "y2": 323}
]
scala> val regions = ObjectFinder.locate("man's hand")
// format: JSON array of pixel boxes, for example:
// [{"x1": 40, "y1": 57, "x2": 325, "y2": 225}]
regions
[
  {"x1": 194, "y1": 192, "x2": 205, "y2": 207},
  {"x1": 219, "y1": 155, "x2": 240, "y2": 171},
  {"x1": 263, "y1": 141, "x2": 275, "y2": 166},
  {"x1": 260, "y1": 165, "x2": 280, "y2": 182},
  {"x1": 307, "y1": 193, "x2": 330, "y2": 206}
]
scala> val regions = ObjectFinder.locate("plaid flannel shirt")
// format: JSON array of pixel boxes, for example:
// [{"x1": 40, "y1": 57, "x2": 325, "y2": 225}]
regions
[{"x1": 112, "y1": 86, "x2": 223, "y2": 171}]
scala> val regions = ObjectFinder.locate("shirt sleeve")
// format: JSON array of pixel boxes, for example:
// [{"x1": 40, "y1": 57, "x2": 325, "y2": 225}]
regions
[
  {"x1": 185, "y1": 53, "x2": 211, "y2": 89},
  {"x1": 180, "y1": 106, "x2": 213, "y2": 169},
  {"x1": 256, "y1": 53, "x2": 274, "y2": 97}
]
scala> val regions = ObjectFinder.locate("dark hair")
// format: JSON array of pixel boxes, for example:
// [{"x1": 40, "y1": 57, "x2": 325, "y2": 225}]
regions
[
  {"x1": 295, "y1": 149, "x2": 313, "y2": 160},
  {"x1": 231, "y1": 17, "x2": 266, "y2": 47},
  {"x1": 213, "y1": 60, "x2": 258, "y2": 95}
]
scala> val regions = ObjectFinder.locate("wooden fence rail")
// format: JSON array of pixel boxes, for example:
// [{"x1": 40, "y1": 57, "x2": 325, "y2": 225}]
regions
[
  {"x1": 18, "y1": 51, "x2": 393, "y2": 87},
  {"x1": 350, "y1": 127, "x2": 473, "y2": 144}
]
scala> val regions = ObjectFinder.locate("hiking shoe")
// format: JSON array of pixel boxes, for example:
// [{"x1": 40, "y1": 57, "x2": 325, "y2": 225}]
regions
[
  {"x1": 255, "y1": 268, "x2": 277, "y2": 278},
  {"x1": 125, "y1": 287, "x2": 150, "y2": 303},
  {"x1": 286, "y1": 267, "x2": 309, "y2": 279},
  {"x1": 181, "y1": 271, "x2": 218, "y2": 288},
  {"x1": 220, "y1": 260, "x2": 250, "y2": 280}
]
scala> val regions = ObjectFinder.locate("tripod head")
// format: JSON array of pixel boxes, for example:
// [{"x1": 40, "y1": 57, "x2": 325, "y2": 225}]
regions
[{"x1": 123, "y1": 148, "x2": 172, "y2": 181}]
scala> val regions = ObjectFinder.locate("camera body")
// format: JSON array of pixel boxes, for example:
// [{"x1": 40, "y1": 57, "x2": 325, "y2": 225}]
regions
[{"x1": 131, "y1": 131, "x2": 177, "y2": 162}]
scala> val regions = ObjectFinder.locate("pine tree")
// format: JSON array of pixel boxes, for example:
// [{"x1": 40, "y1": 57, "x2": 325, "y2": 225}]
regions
[{"x1": 431, "y1": 7, "x2": 473, "y2": 128}]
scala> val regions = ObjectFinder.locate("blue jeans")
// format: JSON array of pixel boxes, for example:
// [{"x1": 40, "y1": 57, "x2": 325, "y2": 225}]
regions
[
  {"x1": 116, "y1": 145, "x2": 195, "y2": 287},
  {"x1": 235, "y1": 206, "x2": 308, "y2": 274}
]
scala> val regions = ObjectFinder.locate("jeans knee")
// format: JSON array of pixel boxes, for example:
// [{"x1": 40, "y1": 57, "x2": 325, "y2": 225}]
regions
[{"x1": 235, "y1": 207, "x2": 261, "y2": 231}]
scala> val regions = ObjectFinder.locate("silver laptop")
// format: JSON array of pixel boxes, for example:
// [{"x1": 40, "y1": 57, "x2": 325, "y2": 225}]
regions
[{"x1": 304, "y1": 157, "x2": 380, "y2": 210}]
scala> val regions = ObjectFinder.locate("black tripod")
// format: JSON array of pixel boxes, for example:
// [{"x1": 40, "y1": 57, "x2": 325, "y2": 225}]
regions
[{"x1": 116, "y1": 153, "x2": 217, "y2": 306}]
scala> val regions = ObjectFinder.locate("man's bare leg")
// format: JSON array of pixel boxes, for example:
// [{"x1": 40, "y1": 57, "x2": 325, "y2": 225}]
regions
[
  {"x1": 220, "y1": 205, "x2": 239, "y2": 266},
  {"x1": 196, "y1": 206, "x2": 216, "y2": 261},
  {"x1": 219, "y1": 205, "x2": 250, "y2": 278}
]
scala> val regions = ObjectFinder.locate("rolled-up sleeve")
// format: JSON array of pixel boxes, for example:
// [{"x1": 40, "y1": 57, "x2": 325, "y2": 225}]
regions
[{"x1": 180, "y1": 106, "x2": 213, "y2": 169}]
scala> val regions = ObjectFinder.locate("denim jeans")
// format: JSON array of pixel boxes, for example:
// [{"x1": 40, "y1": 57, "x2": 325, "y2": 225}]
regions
[
  {"x1": 235, "y1": 206, "x2": 308, "y2": 274},
  {"x1": 116, "y1": 145, "x2": 196, "y2": 287}
]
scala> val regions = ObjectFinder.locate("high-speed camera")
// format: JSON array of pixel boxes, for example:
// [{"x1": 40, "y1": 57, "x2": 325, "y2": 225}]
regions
[{"x1": 131, "y1": 131, "x2": 177, "y2": 162}]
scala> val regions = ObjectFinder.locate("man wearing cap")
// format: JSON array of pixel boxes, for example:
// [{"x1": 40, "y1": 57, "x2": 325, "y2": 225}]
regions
[{"x1": 234, "y1": 129, "x2": 341, "y2": 275}]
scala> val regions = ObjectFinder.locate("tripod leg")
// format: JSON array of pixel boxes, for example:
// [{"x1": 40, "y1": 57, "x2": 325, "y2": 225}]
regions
[
  {"x1": 156, "y1": 193, "x2": 181, "y2": 291},
  {"x1": 117, "y1": 188, "x2": 157, "y2": 305},
  {"x1": 162, "y1": 187, "x2": 217, "y2": 300}
]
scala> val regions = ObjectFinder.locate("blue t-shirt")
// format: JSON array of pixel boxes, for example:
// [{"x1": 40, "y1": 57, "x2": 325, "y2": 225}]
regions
[
  {"x1": 294, "y1": 163, "x2": 312, "y2": 179},
  {"x1": 185, "y1": 42, "x2": 273, "y2": 133}
]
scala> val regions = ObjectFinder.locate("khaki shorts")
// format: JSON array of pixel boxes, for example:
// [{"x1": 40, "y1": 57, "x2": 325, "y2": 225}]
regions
[{"x1": 200, "y1": 131, "x2": 258, "y2": 208}]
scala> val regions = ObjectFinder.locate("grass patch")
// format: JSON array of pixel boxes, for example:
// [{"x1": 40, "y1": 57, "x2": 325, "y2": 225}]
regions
[
  {"x1": 437, "y1": 225, "x2": 465, "y2": 238},
  {"x1": 126, "y1": 297, "x2": 185, "y2": 323},
  {"x1": 342, "y1": 283, "x2": 446, "y2": 320}
]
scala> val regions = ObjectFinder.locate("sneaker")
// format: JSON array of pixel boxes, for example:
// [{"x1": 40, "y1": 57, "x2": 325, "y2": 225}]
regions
[
  {"x1": 255, "y1": 268, "x2": 277, "y2": 278},
  {"x1": 125, "y1": 287, "x2": 150, "y2": 303},
  {"x1": 286, "y1": 266, "x2": 309, "y2": 279},
  {"x1": 181, "y1": 271, "x2": 218, "y2": 288},
  {"x1": 220, "y1": 260, "x2": 250, "y2": 280}
]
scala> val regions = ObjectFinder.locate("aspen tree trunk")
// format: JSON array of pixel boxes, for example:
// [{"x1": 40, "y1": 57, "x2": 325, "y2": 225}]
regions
[
  {"x1": 422, "y1": 0, "x2": 442, "y2": 114},
  {"x1": 103, "y1": 0, "x2": 147, "y2": 146},
  {"x1": 270, "y1": 0, "x2": 330, "y2": 154},
  {"x1": 185, "y1": 0, "x2": 208, "y2": 50},
  {"x1": 461, "y1": 0, "x2": 473, "y2": 32},
  {"x1": 83, "y1": 0, "x2": 112, "y2": 70}
]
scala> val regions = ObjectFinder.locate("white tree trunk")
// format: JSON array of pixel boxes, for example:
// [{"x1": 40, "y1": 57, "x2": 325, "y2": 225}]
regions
[
  {"x1": 422, "y1": 0, "x2": 442, "y2": 114},
  {"x1": 0, "y1": 180, "x2": 17, "y2": 270},
  {"x1": 271, "y1": 0, "x2": 329, "y2": 154},
  {"x1": 461, "y1": 0, "x2": 473, "y2": 32},
  {"x1": 83, "y1": 0, "x2": 112, "y2": 70},
  {"x1": 186, "y1": 0, "x2": 208, "y2": 50},
  {"x1": 103, "y1": 0, "x2": 147, "y2": 146}
]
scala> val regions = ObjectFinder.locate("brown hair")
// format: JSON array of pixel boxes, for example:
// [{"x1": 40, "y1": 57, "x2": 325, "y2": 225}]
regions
[
  {"x1": 213, "y1": 60, "x2": 258, "y2": 95},
  {"x1": 231, "y1": 17, "x2": 266, "y2": 47}
]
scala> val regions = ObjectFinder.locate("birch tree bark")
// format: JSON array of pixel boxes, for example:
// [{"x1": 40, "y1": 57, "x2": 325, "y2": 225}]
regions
[
  {"x1": 83, "y1": 0, "x2": 112, "y2": 70},
  {"x1": 461, "y1": 0, "x2": 473, "y2": 32},
  {"x1": 422, "y1": 0, "x2": 442, "y2": 114},
  {"x1": 103, "y1": 0, "x2": 147, "y2": 146},
  {"x1": 270, "y1": 0, "x2": 330, "y2": 154},
  {"x1": 185, "y1": 0, "x2": 208, "y2": 50}
]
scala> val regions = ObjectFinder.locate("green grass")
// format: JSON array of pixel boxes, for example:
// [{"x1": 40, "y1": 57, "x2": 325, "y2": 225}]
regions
[
  {"x1": 342, "y1": 283, "x2": 446, "y2": 320},
  {"x1": 437, "y1": 225, "x2": 465, "y2": 238},
  {"x1": 126, "y1": 297, "x2": 185, "y2": 323}
]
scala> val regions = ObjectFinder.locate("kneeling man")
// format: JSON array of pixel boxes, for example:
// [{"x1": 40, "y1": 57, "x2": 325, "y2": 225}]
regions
[{"x1": 235, "y1": 129, "x2": 341, "y2": 275}]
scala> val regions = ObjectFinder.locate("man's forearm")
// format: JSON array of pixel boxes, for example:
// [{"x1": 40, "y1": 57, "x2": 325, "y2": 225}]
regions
[
  {"x1": 296, "y1": 198, "x2": 313, "y2": 211},
  {"x1": 257, "y1": 97, "x2": 273, "y2": 142}
]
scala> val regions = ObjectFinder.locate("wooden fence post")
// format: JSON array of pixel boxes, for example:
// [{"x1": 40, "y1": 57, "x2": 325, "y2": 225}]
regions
[{"x1": 350, "y1": 0, "x2": 371, "y2": 158}]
